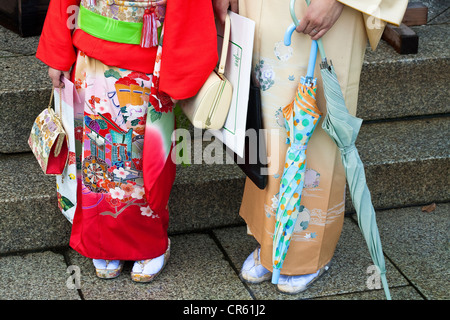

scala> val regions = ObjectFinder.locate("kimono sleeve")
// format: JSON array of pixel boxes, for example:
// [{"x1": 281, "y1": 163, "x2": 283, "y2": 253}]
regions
[
  {"x1": 337, "y1": 0, "x2": 408, "y2": 50},
  {"x1": 36, "y1": 0, "x2": 81, "y2": 71},
  {"x1": 337, "y1": 0, "x2": 408, "y2": 25},
  {"x1": 159, "y1": 0, "x2": 218, "y2": 100}
]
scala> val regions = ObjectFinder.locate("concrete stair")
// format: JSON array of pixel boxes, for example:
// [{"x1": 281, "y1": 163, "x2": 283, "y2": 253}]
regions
[{"x1": 0, "y1": 2, "x2": 449, "y2": 256}]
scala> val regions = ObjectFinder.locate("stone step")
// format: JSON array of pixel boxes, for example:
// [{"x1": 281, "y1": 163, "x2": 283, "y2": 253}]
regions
[
  {"x1": 359, "y1": 24, "x2": 449, "y2": 121},
  {"x1": 0, "y1": 23, "x2": 449, "y2": 153},
  {"x1": 0, "y1": 116, "x2": 448, "y2": 254}
]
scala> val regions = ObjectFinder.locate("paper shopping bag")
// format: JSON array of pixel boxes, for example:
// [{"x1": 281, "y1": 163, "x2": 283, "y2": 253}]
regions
[{"x1": 55, "y1": 78, "x2": 84, "y2": 223}]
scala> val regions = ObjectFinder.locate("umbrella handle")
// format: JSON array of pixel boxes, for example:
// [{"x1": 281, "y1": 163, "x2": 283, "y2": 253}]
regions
[
  {"x1": 283, "y1": 23, "x2": 297, "y2": 47},
  {"x1": 306, "y1": 40, "x2": 318, "y2": 80},
  {"x1": 288, "y1": 0, "x2": 327, "y2": 60},
  {"x1": 284, "y1": 24, "x2": 318, "y2": 81}
]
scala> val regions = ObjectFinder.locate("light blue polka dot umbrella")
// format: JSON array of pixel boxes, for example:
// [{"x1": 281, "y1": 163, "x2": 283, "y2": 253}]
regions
[{"x1": 271, "y1": 36, "x2": 322, "y2": 284}]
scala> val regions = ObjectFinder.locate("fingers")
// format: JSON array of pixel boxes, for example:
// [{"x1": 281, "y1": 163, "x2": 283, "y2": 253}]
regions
[
  {"x1": 296, "y1": 18, "x2": 308, "y2": 34},
  {"x1": 296, "y1": 15, "x2": 321, "y2": 38},
  {"x1": 229, "y1": 0, "x2": 239, "y2": 14},
  {"x1": 48, "y1": 68, "x2": 67, "y2": 88},
  {"x1": 297, "y1": 22, "x2": 324, "y2": 39},
  {"x1": 212, "y1": 0, "x2": 238, "y2": 25},
  {"x1": 218, "y1": 11, "x2": 227, "y2": 25},
  {"x1": 311, "y1": 28, "x2": 330, "y2": 40},
  {"x1": 311, "y1": 28, "x2": 327, "y2": 41},
  {"x1": 212, "y1": 0, "x2": 227, "y2": 24},
  {"x1": 62, "y1": 71, "x2": 71, "y2": 79},
  {"x1": 303, "y1": 21, "x2": 317, "y2": 36},
  {"x1": 51, "y1": 75, "x2": 63, "y2": 88},
  {"x1": 294, "y1": 0, "x2": 344, "y2": 40}
]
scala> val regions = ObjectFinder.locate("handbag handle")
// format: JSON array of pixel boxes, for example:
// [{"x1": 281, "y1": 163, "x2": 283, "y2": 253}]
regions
[
  {"x1": 217, "y1": 13, "x2": 231, "y2": 76},
  {"x1": 48, "y1": 87, "x2": 65, "y2": 157},
  {"x1": 47, "y1": 87, "x2": 63, "y2": 116}
]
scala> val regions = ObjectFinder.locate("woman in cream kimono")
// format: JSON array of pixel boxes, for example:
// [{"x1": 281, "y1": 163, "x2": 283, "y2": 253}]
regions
[{"x1": 213, "y1": 0, "x2": 407, "y2": 294}]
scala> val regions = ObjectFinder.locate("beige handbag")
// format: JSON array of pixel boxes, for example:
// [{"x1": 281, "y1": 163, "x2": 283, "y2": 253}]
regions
[
  {"x1": 180, "y1": 14, "x2": 233, "y2": 130},
  {"x1": 28, "y1": 88, "x2": 69, "y2": 175}
]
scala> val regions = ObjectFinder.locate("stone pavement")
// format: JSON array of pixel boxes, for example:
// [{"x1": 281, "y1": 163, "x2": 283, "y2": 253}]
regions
[{"x1": 0, "y1": 203, "x2": 448, "y2": 301}]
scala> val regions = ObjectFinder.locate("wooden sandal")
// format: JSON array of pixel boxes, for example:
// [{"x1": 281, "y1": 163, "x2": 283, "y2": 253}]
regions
[
  {"x1": 131, "y1": 239, "x2": 171, "y2": 283},
  {"x1": 94, "y1": 260, "x2": 124, "y2": 279}
]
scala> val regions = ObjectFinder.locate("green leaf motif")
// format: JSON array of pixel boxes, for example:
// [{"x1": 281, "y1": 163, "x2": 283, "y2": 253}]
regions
[
  {"x1": 120, "y1": 106, "x2": 128, "y2": 123},
  {"x1": 104, "y1": 69, "x2": 121, "y2": 79},
  {"x1": 96, "y1": 119, "x2": 108, "y2": 129},
  {"x1": 59, "y1": 195, "x2": 75, "y2": 211},
  {"x1": 300, "y1": 220, "x2": 309, "y2": 230},
  {"x1": 150, "y1": 109, "x2": 162, "y2": 122},
  {"x1": 130, "y1": 119, "x2": 140, "y2": 126}
]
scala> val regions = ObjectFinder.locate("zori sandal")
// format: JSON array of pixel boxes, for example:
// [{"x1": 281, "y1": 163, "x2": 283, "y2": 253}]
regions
[
  {"x1": 131, "y1": 239, "x2": 171, "y2": 283},
  {"x1": 93, "y1": 259, "x2": 124, "y2": 279}
]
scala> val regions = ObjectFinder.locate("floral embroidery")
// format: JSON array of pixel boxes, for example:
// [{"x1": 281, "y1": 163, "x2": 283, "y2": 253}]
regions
[
  {"x1": 140, "y1": 205, "x2": 160, "y2": 218},
  {"x1": 275, "y1": 107, "x2": 285, "y2": 127},
  {"x1": 293, "y1": 205, "x2": 311, "y2": 232},
  {"x1": 120, "y1": 182, "x2": 135, "y2": 195},
  {"x1": 79, "y1": 65, "x2": 166, "y2": 219},
  {"x1": 271, "y1": 193, "x2": 279, "y2": 210},
  {"x1": 68, "y1": 151, "x2": 77, "y2": 166},
  {"x1": 85, "y1": 0, "x2": 167, "y2": 24},
  {"x1": 131, "y1": 186, "x2": 145, "y2": 199},
  {"x1": 110, "y1": 186, "x2": 126, "y2": 200},
  {"x1": 274, "y1": 41, "x2": 293, "y2": 61},
  {"x1": 113, "y1": 167, "x2": 129, "y2": 180},
  {"x1": 88, "y1": 95, "x2": 101, "y2": 108},
  {"x1": 304, "y1": 232, "x2": 317, "y2": 239},
  {"x1": 254, "y1": 60, "x2": 275, "y2": 91},
  {"x1": 146, "y1": 46, "x2": 173, "y2": 114},
  {"x1": 304, "y1": 169, "x2": 320, "y2": 188},
  {"x1": 74, "y1": 126, "x2": 83, "y2": 141}
]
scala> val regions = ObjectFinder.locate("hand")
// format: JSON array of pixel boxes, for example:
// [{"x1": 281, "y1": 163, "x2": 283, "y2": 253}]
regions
[
  {"x1": 212, "y1": 0, "x2": 238, "y2": 25},
  {"x1": 296, "y1": 0, "x2": 344, "y2": 40},
  {"x1": 48, "y1": 67, "x2": 70, "y2": 88}
]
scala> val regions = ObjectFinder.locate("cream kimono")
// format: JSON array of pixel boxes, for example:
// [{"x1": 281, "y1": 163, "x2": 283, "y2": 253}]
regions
[{"x1": 238, "y1": 0, "x2": 407, "y2": 275}]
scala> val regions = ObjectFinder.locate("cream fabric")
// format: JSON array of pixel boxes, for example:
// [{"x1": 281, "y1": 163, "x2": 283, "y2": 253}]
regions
[
  {"x1": 338, "y1": 0, "x2": 408, "y2": 50},
  {"x1": 238, "y1": 0, "x2": 406, "y2": 275},
  {"x1": 338, "y1": 0, "x2": 408, "y2": 25}
]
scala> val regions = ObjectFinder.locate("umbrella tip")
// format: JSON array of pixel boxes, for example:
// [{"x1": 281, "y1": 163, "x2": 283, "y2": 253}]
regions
[{"x1": 272, "y1": 269, "x2": 281, "y2": 284}]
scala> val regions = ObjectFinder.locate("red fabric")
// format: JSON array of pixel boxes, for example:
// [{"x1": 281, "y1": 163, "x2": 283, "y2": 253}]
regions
[
  {"x1": 46, "y1": 139, "x2": 69, "y2": 175},
  {"x1": 69, "y1": 144, "x2": 174, "y2": 260},
  {"x1": 68, "y1": 52, "x2": 176, "y2": 260},
  {"x1": 69, "y1": 155, "x2": 173, "y2": 260},
  {"x1": 159, "y1": 0, "x2": 218, "y2": 100},
  {"x1": 37, "y1": 0, "x2": 218, "y2": 260},
  {"x1": 36, "y1": 0, "x2": 80, "y2": 71},
  {"x1": 36, "y1": 0, "x2": 218, "y2": 100}
]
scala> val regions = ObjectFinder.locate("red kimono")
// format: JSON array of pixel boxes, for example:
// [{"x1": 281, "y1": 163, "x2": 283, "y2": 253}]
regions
[{"x1": 37, "y1": 0, "x2": 217, "y2": 260}]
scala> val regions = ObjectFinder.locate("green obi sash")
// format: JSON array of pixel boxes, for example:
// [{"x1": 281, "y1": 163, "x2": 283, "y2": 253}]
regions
[{"x1": 77, "y1": 5, "x2": 162, "y2": 45}]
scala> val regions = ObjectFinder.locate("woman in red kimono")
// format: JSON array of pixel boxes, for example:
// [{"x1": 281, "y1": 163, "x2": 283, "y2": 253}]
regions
[{"x1": 37, "y1": 0, "x2": 217, "y2": 281}]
